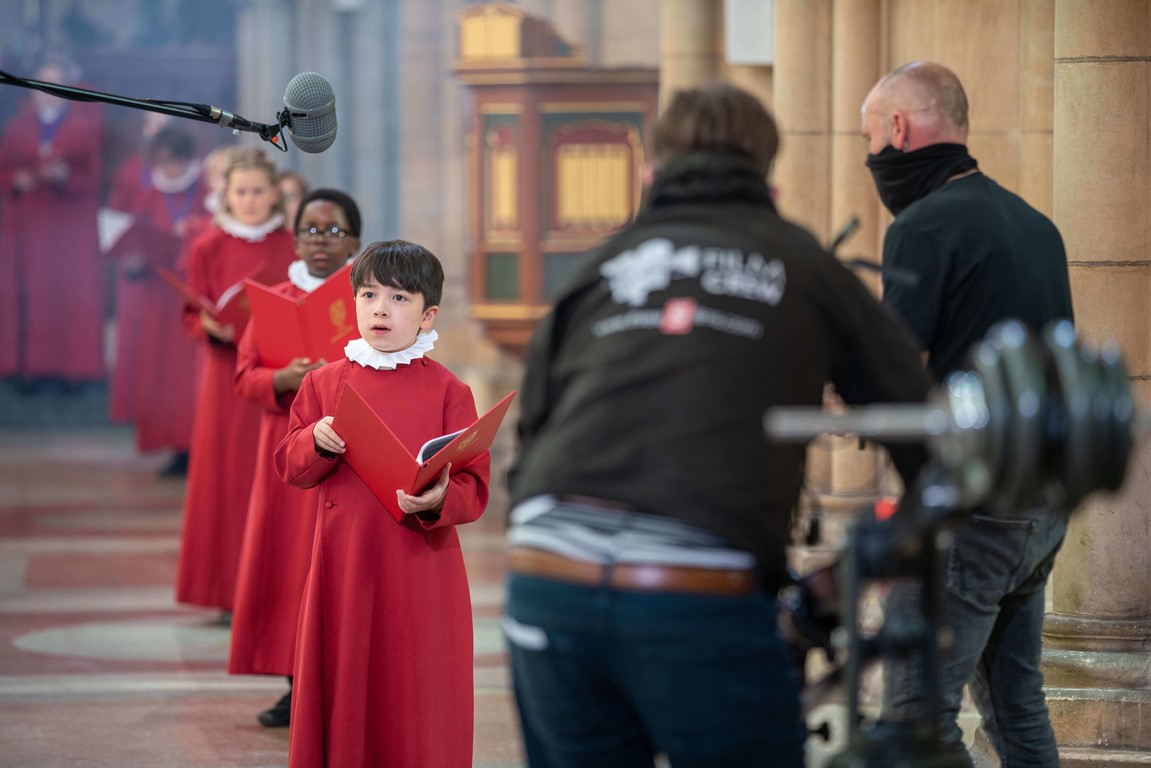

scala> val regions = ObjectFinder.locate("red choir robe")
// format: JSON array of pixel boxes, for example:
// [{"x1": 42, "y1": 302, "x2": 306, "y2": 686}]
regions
[
  {"x1": 107, "y1": 167, "x2": 206, "y2": 451},
  {"x1": 105, "y1": 156, "x2": 151, "y2": 423},
  {"x1": 228, "y1": 281, "x2": 319, "y2": 675},
  {"x1": 0, "y1": 97, "x2": 105, "y2": 380},
  {"x1": 175, "y1": 226, "x2": 295, "y2": 610},
  {"x1": 106, "y1": 154, "x2": 148, "y2": 212},
  {"x1": 275, "y1": 357, "x2": 489, "y2": 768}
]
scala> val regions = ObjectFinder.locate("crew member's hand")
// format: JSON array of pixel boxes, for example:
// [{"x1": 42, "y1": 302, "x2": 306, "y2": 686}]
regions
[
  {"x1": 312, "y1": 416, "x2": 345, "y2": 455},
  {"x1": 778, "y1": 563, "x2": 841, "y2": 667},
  {"x1": 822, "y1": 383, "x2": 845, "y2": 413},
  {"x1": 396, "y1": 464, "x2": 451, "y2": 518}
]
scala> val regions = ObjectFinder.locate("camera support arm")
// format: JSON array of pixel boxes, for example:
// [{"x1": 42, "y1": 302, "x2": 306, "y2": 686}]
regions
[{"x1": 768, "y1": 319, "x2": 1148, "y2": 767}]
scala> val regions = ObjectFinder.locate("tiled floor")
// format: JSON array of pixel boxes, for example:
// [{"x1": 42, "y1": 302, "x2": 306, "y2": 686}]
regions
[
  {"x1": 0, "y1": 429, "x2": 525, "y2": 768},
  {"x1": 0, "y1": 427, "x2": 982, "y2": 767}
]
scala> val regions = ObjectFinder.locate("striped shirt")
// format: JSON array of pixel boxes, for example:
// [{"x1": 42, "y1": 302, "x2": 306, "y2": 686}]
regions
[{"x1": 509, "y1": 495, "x2": 756, "y2": 570}]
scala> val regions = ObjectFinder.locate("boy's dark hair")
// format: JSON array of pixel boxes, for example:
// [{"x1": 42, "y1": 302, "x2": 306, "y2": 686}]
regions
[
  {"x1": 294, "y1": 187, "x2": 363, "y2": 237},
  {"x1": 148, "y1": 125, "x2": 197, "y2": 163},
  {"x1": 351, "y1": 240, "x2": 444, "y2": 308},
  {"x1": 651, "y1": 82, "x2": 780, "y2": 176}
]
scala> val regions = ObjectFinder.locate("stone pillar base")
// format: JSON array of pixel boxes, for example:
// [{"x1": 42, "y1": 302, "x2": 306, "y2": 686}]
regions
[
  {"x1": 1044, "y1": 614, "x2": 1151, "y2": 653},
  {"x1": 1058, "y1": 747, "x2": 1151, "y2": 766},
  {"x1": 1043, "y1": 614, "x2": 1151, "y2": 758},
  {"x1": 1046, "y1": 687, "x2": 1151, "y2": 753}
]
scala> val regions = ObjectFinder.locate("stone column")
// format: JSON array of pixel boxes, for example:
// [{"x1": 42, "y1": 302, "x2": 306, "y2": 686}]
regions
[
  {"x1": 234, "y1": 0, "x2": 294, "y2": 138},
  {"x1": 552, "y1": 0, "x2": 603, "y2": 64},
  {"x1": 338, "y1": 0, "x2": 400, "y2": 241},
  {"x1": 773, "y1": 1, "x2": 830, "y2": 558},
  {"x1": 830, "y1": 0, "x2": 882, "y2": 271},
  {"x1": 771, "y1": 0, "x2": 831, "y2": 240},
  {"x1": 720, "y1": 0, "x2": 774, "y2": 110},
  {"x1": 600, "y1": 0, "x2": 660, "y2": 67},
  {"x1": 659, "y1": 0, "x2": 724, "y2": 105},
  {"x1": 826, "y1": 0, "x2": 886, "y2": 529},
  {"x1": 775, "y1": 1, "x2": 887, "y2": 568},
  {"x1": 1042, "y1": 1, "x2": 1151, "y2": 764},
  {"x1": 398, "y1": 0, "x2": 450, "y2": 257},
  {"x1": 1018, "y1": 0, "x2": 1057, "y2": 219}
]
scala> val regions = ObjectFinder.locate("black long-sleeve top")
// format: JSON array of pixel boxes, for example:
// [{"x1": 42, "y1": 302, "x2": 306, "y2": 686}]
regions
[{"x1": 509, "y1": 152, "x2": 932, "y2": 591}]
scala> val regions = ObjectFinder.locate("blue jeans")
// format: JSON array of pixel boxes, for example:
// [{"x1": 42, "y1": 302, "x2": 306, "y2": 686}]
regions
[
  {"x1": 882, "y1": 508, "x2": 1068, "y2": 768},
  {"x1": 504, "y1": 573, "x2": 806, "y2": 768}
]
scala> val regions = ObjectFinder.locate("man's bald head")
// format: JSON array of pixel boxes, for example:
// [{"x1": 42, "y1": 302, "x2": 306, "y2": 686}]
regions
[{"x1": 861, "y1": 61, "x2": 969, "y2": 153}]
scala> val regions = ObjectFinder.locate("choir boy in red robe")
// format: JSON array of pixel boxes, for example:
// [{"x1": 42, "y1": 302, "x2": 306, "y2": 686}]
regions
[
  {"x1": 277, "y1": 170, "x2": 309, "y2": 233},
  {"x1": 229, "y1": 188, "x2": 362, "y2": 728},
  {"x1": 105, "y1": 111, "x2": 169, "y2": 217},
  {"x1": 0, "y1": 56, "x2": 105, "y2": 387},
  {"x1": 104, "y1": 112, "x2": 170, "y2": 428},
  {"x1": 108, "y1": 125, "x2": 206, "y2": 472},
  {"x1": 104, "y1": 111, "x2": 169, "y2": 430},
  {"x1": 191, "y1": 144, "x2": 235, "y2": 233},
  {"x1": 175, "y1": 148, "x2": 295, "y2": 618},
  {"x1": 275, "y1": 241, "x2": 490, "y2": 768}
]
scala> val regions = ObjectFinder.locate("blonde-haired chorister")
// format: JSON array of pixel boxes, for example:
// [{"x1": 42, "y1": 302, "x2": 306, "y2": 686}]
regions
[
  {"x1": 229, "y1": 188, "x2": 362, "y2": 729},
  {"x1": 106, "y1": 124, "x2": 209, "y2": 475},
  {"x1": 175, "y1": 146, "x2": 295, "y2": 621}
]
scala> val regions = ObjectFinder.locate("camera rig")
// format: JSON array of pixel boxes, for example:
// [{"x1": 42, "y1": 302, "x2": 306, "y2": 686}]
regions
[{"x1": 766, "y1": 319, "x2": 1148, "y2": 767}]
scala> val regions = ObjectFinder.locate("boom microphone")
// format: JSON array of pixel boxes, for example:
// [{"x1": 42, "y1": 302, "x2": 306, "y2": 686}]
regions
[
  {"x1": 204, "y1": 105, "x2": 277, "y2": 138},
  {"x1": 0, "y1": 67, "x2": 338, "y2": 153},
  {"x1": 279, "y1": 72, "x2": 337, "y2": 154}
]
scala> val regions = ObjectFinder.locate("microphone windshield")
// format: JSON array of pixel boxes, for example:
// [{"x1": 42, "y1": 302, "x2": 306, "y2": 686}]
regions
[{"x1": 282, "y1": 72, "x2": 337, "y2": 153}]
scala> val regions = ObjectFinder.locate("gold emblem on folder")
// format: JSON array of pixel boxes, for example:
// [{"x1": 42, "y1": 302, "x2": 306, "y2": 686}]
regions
[{"x1": 329, "y1": 299, "x2": 354, "y2": 342}]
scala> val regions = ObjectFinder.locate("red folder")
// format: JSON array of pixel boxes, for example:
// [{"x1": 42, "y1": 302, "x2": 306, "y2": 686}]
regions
[
  {"x1": 332, "y1": 384, "x2": 517, "y2": 522},
  {"x1": 105, "y1": 220, "x2": 184, "y2": 268},
  {"x1": 243, "y1": 263, "x2": 358, "y2": 368},
  {"x1": 157, "y1": 261, "x2": 281, "y2": 334}
]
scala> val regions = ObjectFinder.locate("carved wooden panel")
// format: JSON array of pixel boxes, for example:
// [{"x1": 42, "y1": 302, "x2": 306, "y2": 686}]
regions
[{"x1": 456, "y1": 4, "x2": 657, "y2": 356}]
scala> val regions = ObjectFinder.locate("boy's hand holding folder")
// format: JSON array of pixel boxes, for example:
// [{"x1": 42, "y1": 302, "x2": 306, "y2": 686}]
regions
[{"x1": 326, "y1": 385, "x2": 517, "y2": 522}]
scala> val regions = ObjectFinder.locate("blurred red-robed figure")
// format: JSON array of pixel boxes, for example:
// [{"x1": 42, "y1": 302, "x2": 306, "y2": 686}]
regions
[{"x1": 0, "y1": 57, "x2": 106, "y2": 384}]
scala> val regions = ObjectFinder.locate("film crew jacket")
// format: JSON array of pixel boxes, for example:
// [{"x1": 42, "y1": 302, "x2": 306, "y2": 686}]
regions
[{"x1": 509, "y1": 151, "x2": 932, "y2": 592}]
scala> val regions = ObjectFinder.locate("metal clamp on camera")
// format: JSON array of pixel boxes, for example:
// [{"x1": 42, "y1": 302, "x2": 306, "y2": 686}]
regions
[{"x1": 766, "y1": 319, "x2": 1147, "y2": 767}]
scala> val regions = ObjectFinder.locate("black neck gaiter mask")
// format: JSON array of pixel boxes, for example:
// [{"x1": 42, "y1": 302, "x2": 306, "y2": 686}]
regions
[{"x1": 865, "y1": 143, "x2": 978, "y2": 216}]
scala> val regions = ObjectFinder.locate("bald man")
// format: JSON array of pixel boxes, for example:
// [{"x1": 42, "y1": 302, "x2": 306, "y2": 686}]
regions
[{"x1": 862, "y1": 62, "x2": 1072, "y2": 767}]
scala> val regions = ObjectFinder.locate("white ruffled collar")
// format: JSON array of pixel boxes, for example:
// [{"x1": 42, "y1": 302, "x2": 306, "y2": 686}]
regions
[
  {"x1": 344, "y1": 331, "x2": 438, "y2": 370},
  {"x1": 216, "y1": 212, "x2": 285, "y2": 242},
  {"x1": 287, "y1": 258, "x2": 355, "y2": 292},
  {"x1": 151, "y1": 162, "x2": 201, "y2": 194}
]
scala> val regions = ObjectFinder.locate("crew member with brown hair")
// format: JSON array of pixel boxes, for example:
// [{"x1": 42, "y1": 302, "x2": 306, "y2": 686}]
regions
[{"x1": 505, "y1": 82, "x2": 933, "y2": 768}]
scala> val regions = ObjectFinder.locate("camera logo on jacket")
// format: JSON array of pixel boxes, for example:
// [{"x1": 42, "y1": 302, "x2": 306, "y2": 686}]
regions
[{"x1": 600, "y1": 238, "x2": 786, "y2": 307}]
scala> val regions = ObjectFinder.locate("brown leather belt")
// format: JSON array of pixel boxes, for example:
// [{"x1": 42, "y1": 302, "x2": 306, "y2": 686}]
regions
[{"x1": 507, "y1": 546, "x2": 758, "y2": 596}]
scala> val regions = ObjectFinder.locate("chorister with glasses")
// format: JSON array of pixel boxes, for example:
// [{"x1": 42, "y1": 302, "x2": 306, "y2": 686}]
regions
[{"x1": 229, "y1": 188, "x2": 363, "y2": 729}]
